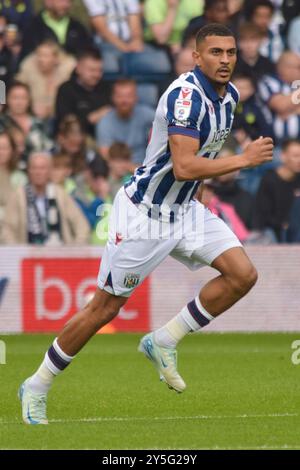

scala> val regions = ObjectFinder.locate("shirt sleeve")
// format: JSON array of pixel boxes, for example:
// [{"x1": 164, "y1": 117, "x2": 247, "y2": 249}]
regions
[
  {"x1": 166, "y1": 87, "x2": 203, "y2": 140},
  {"x1": 83, "y1": 0, "x2": 106, "y2": 17}
]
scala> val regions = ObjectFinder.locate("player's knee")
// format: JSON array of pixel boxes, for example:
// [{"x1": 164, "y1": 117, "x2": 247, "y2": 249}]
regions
[{"x1": 229, "y1": 264, "x2": 258, "y2": 297}]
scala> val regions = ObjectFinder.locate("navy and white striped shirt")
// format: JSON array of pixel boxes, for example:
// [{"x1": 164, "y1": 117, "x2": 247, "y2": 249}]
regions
[
  {"x1": 259, "y1": 29, "x2": 285, "y2": 64},
  {"x1": 124, "y1": 66, "x2": 239, "y2": 221},
  {"x1": 83, "y1": 0, "x2": 140, "y2": 41},
  {"x1": 258, "y1": 75, "x2": 300, "y2": 144}
]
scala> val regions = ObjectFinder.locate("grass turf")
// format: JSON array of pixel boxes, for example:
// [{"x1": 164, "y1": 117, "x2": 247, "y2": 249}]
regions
[{"x1": 0, "y1": 333, "x2": 300, "y2": 449}]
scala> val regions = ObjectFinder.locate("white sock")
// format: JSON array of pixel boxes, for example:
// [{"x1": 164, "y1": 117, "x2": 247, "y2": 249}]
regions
[
  {"x1": 27, "y1": 358, "x2": 56, "y2": 394},
  {"x1": 154, "y1": 312, "x2": 191, "y2": 348},
  {"x1": 27, "y1": 338, "x2": 74, "y2": 394},
  {"x1": 154, "y1": 296, "x2": 215, "y2": 348}
]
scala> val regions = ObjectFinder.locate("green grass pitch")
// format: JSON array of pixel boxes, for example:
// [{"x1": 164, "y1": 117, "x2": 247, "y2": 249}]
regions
[{"x1": 1, "y1": 333, "x2": 300, "y2": 449}]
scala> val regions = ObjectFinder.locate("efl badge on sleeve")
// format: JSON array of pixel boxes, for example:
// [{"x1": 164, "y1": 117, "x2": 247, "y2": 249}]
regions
[{"x1": 174, "y1": 99, "x2": 192, "y2": 123}]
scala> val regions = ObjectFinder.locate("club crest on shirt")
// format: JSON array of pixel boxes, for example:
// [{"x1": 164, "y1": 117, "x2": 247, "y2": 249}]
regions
[
  {"x1": 179, "y1": 87, "x2": 193, "y2": 100},
  {"x1": 124, "y1": 273, "x2": 140, "y2": 289}
]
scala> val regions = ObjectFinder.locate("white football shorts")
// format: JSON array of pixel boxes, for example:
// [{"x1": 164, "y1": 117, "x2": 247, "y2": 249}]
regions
[{"x1": 98, "y1": 187, "x2": 242, "y2": 297}]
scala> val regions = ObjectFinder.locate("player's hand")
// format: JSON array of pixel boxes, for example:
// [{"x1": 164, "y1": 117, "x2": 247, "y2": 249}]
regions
[{"x1": 242, "y1": 137, "x2": 274, "y2": 168}]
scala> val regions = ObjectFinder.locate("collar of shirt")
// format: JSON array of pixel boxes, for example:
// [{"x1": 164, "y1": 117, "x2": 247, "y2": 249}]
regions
[{"x1": 193, "y1": 66, "x2": 230, "y2": 103}]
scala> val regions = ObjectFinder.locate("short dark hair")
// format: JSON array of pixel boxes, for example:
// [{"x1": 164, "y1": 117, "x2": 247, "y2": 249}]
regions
[
  {"x1": 204, "y1": 0, "x2": 227, "y2": 12},
  {"x1": 246, "y1": 0, "x2": 275, "y2": 19},
  {"x1": 238, "y1": 22, "x2": 264, "y2": 40},
  {"x1": 89, "y1": 156, "x2": 109, "y2": 179},
  {"x1": 108, "y1": 142, "x2": 131, "y2": 161},
  {"x1": 7, "y1": 80, "x2": 30, "y2": 96},
  {"x1": 77, "y1": 47, "x2": 102, "y2": 62},
  {"x1": 113, "y1": 78, "x2": 136, "y2": 90},
  {"x1": 282, "y1": 139, "x2": 300, "y2": 151},
  {"x1": 196, "y1": 23, "x2": 235, "y2": 46}
]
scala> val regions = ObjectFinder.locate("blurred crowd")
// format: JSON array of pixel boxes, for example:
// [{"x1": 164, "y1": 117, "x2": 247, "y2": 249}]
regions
[{"x1": 0, "y1": 0, "x2": 300, "y2": 246}]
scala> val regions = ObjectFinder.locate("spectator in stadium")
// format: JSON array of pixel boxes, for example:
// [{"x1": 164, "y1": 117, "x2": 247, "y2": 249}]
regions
[
  {"x1": 0, "y1": 15, "x2": 14, "y2": 85},
  {"x1": 55, "y1": 48, "x2": 111, "y2": 137},
  {"x1": 50, "y1": 153, "x2": 73, "y2": 191},
  {"x1": 21, "y1": 0, "x2": 92, "y2": 59},
  {"x1": 206, "y1": 145, "x2": 255, "y2": 230},
  {"x1": 83, "y1": 0, "x2": 171, "y2": 79},
  {"x1": 286, "y1": 192, "x2": 300, "y2": 243},
  {"x1": 0, "y1": 129, "x2": 26, "y2": 242},
  {"x1": 174, "y1": 47, "x2": 195, "y2": 74},
  {"x1": 253, "y1": 139, "x2": 300, "y2": 242},
  {"x1": 244, "y1": 0, "x2": 299, "y2": 35},
  {"x1": 287, "y1": 14, "x2": 300, "y2": 56},
  {"x1": 2, "y1": 151, "x2": 90, "y2": 245},
  {"x1": 0, "y1": 81, "x2": 53, "y2": 166},
  {"x1": 201, "y1": 181, "x2": 250, "y2": 243},
  {"x1": 258, "y1": 51, "x2": 300, "y2": 146},
  {"x1": 144, "y1": 0, "x2": 203, "y2": 55},
  {"x1": 246, "y1": 0, "x2": 284, "y2": 63},
  {"x1": 71, "y1": 156, "x2": 112, "y2": 244},
  {"x1": 235, "y1": 22, "x2": 276, "y2": 85},
  {"x1": 96, "y1": 79, "x2": 155, "y2": 165},
  {"x1": 16, "y1": 39, "x2": 76, "y2": 121},
  {"x1": 281, "y1": 0, "x2": 300, "y2": 32},
  {"x1": 4, "y1": 21, "x2": 22, "y2": 72},
  {"x1": 0, "y1": 0, "x2": 33, "y2": 33},
  {"x1": 182, "y1": 0, "x2": 231, "y2": 47},
  {"x1": 55, "y1": 114, "x2": 100, "y2": 175},
  {"x1": 159, "y1": 46, "x2": 195, "y2": 95},
  {"x1": 107, "y1": 143, "x2": 133, "y2": 199},
  {"x1": 8, "y1": 121, "x2": 27, "y2": 169},
  {"x1": 232, "y1": 73, "x2": 273, "y2": 145}
]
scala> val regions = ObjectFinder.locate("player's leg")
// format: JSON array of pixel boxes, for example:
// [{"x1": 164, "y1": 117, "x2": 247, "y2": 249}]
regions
[
  {"x1": 198, "y1": 246, "x2": 257, "y2": 315},
  {"x1": 19, "y1": 288, "x2": 128, "y2": 425},
  {"x1": 140, "y1": 206, "x2": 256, "y2": 391},
  {"x1": 55, "y1": 288, "x2": 128, "y2": 356}
]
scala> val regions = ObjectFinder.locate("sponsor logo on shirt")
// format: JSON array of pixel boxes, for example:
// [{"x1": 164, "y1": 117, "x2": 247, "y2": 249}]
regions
[{"x1": 204, "y1": 128, "x2": 231, "y2": 151}]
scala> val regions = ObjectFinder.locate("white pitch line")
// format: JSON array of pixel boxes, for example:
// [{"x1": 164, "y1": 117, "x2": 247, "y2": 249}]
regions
[
  {"x1": 50, "y1": 412, "x2": 300, "y2": 423},
  {"x1": 0, "y1": 412, "x2": 298, "y2": 425}
]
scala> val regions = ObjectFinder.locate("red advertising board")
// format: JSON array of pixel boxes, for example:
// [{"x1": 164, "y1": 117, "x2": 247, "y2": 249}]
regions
[{"x1": 22, "y1": 258, "x2": 150, "y2": 333}]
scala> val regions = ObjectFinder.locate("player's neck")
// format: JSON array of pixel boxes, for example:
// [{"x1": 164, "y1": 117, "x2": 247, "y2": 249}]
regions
[
  {"x1": 205, "y1": 74, "x2": 227, "y2": 97},
  {"x1": 212, "y1": 82, "x2": 227, "y2": 98}
]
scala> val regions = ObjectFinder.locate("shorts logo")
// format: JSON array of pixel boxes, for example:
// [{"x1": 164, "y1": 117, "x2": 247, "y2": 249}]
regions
[{"x1": 124, "y1": 273, "x2": 140, "y2": 289}]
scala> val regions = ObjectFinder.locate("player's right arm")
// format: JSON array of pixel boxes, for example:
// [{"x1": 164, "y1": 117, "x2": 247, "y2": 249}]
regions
[
  {"x1": 169, "y1": 134, "x2": 274, "y2": 181},
  {"x1": 166, "y1": 85, "x2": 273, "y2": 181}
]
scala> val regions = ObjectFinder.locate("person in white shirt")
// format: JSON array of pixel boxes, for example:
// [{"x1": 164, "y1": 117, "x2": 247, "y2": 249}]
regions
[{"x1": 83, "y1": 0, "x2": 171, "y2": 78}]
